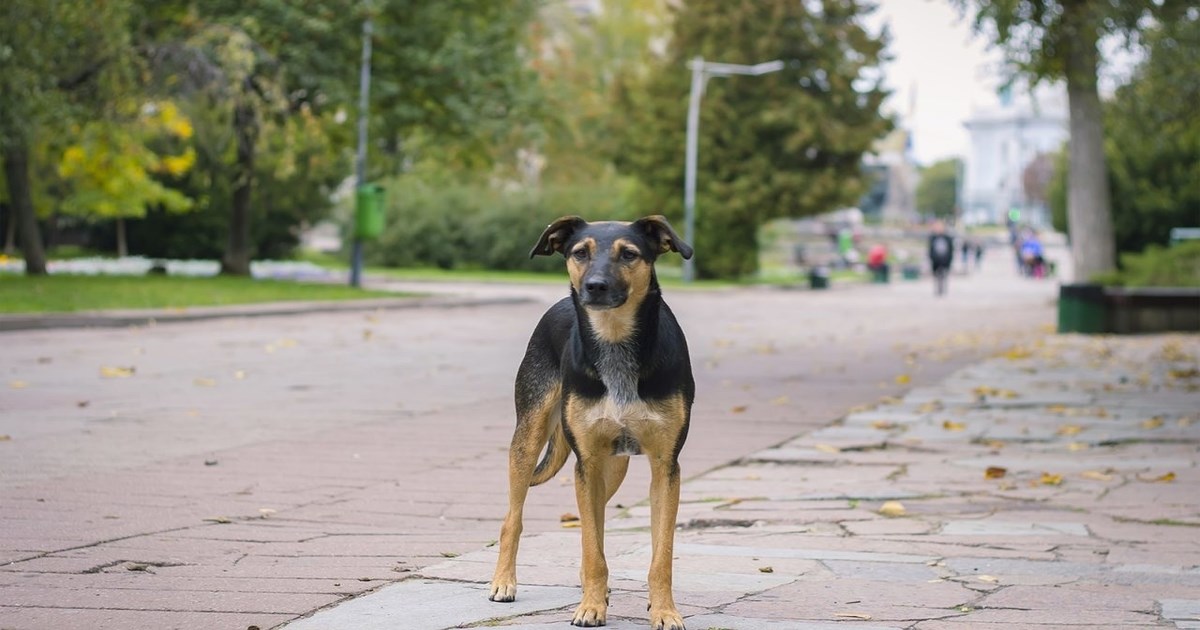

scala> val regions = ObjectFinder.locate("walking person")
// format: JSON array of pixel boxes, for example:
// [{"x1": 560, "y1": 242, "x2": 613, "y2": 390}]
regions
[{"x1": 928, "y1": 221, "x2": 954, "y2": 296}]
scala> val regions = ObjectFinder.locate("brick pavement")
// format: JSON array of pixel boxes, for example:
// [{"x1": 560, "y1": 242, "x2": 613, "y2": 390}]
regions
[{"x1": 2, "y1": 259, "x2": 1070, "y2": 629}]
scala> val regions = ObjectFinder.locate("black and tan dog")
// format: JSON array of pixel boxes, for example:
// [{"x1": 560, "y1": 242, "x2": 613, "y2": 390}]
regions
[{"x1": 488, "y1": 216, "x2": 695, "y2": 629}]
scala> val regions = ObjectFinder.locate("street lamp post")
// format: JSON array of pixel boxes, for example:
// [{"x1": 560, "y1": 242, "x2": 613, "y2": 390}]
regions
[
  {"x1": 350, "y1": 17, "x2": 373, "y2": 288},
  {"x1": 682, "y1": 57, "x2": 785, "y2": 282}
]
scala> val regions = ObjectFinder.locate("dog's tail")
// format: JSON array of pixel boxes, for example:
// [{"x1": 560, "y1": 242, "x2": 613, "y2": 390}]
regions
[{"x1": 529, "y1": 421, "x2": 569, "y2": 486}]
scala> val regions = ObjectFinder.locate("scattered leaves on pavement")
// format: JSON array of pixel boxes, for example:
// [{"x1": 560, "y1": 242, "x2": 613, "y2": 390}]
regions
[
  {"x1": 100, "y1": 366, "x2": 135, "y2": 378},
  {"x1": 878, "y1": 501, "x2": 906, "y2": 517},
  {"x1": 942, "y1": 420, "x2": 967, "y2": 431},
  {"x1": 984, "y1": 467, "x2": 1007, "y2": 480}
]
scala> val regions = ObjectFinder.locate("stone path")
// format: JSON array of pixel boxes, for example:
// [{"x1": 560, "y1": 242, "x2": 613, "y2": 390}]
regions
[{"x1": 286, "y1": 333, "x2": 1200, "y2": 629}]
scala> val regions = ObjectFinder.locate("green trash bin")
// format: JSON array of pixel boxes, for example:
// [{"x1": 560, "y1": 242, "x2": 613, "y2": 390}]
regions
[
  {"x1": 1058, "y1": 284, "x2": 1108, "y2": 333},
  {"x1": 354, "y1": 184, "x2": 386, "y2": 240}
]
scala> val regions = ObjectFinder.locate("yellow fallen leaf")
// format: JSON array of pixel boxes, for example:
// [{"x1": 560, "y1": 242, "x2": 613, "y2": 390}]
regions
[
  {"x1": 871, "y1": 420, "x2": 896, "y2": 430},
  {"x1": 770, "y1": 396, "x2": 790, "y2": 406},
  {"x1": 561, "y1": 521, "x2": 581, "y2": 529},
  {"x1": 878, "y1": 501, "x2": 906, "y2": 517},
  {"x1": 1003, "y1": 346, "x2": 1033, "y2": 360},
  {"x1": 1066, "y1": 442, "x2": 1089, "y2": 452},
  {"x1": 758, "y1": 566, "x2": 774, "y2": 573},
  {"x1": 998, "y1": 389, "x2": 1020, "y2": 399},
  {"x1": 730, "y1": 405, "x2": 748, "y2": 414},
  {"x1": 880, "y1": 396, "x2": 902, "y2": 405},
  {"x1": 978, "y1": 575, "x2": 1000, "y2": 583},
  {"x1": 194, "y1": 378, "x2": 216, "y2": 387},
  {"x1": 895, "y1": 374, "x2": 911, "y2": 385},
  {"x1": 1081, "y1": 470, "x2": 1114, "y2": 481},
  {"x1": 100, "y1": 366, "x2": 135, "y2": 378},
  {"x1": 1179, "y1": 417, "x2": 1194, "y2": 428},
  {"x1": 1140, "y1": 417, "x2": 1164, "y2": 430},
  {"x1": 9, "y1": 380, "x2": 28, "y2": 389},
  {"x1": 814, "y1": 444, "x2": 841, "y2": 454},
  {"x1": 835, "y1": 613, "x2": 873, "y2": 620},
  {"x1": 984, "y1": 466, "x2": 1007, "y2": 479},
  {"x1": 1046, "y1": 404, "x2": 1069, "y2": 414},
  {"x1": 1057, "y1": 425, "x2": 1084, "y2": 436},
  {"x1": 942, "y1": 420, "x2": 967, "y2": 431},
  {"x1": 983, "y1": 440, "x2": 1007, "y2": 449},
  {"x1": 1039, "y1": 472, "x2": 1064, "y2": 486},
  {"x1": 1141, "y1": 472, "x2": 1176, "y2": 483},
  {"x1": 0, "y1": 434, "x2": 11, "y2": 441}
]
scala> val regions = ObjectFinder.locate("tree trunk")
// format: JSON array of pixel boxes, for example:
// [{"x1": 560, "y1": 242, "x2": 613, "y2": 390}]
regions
[
  {"x1": 116, "y1": 217, "x2": 128, "y2": 258},
  {"x1": 221, "y1": 100, "x2": 257, "y2": 276},
  {"x1": 1062, "y1": 1, "x2": 1116, "y2": 283},
  {"x1": 2, "y1": 143, "x2": 48, "y2": 275},
  {"x1": 3, "y1": 204, "x2": 15, "y2": 255}
]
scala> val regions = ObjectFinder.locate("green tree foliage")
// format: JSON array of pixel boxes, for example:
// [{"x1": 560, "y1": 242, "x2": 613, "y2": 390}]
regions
[
  {"x1": 615, "y1": 0, "x2": 892, "y2": 278},
  {"x1": 1049, "y1": 13, "x2": 1200, "y2": 257},
  {"x1": 915, "y1": 159, "x2": 960, "y2": 219},
  {"x1": 0, "y1": 0, "x2": 136, "y2": 274},
  {"x1": 957, "y1": 0, "x2": 1188, "y2": 281}
]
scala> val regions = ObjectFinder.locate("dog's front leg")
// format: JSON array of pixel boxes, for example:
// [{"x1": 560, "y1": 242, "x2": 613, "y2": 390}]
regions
[
  {"x1": 572, "y1": 454, "x2": 610, "y2": 627},
  {"x1": 647, "y1": 454, "x2": 685, "y2": 630}
]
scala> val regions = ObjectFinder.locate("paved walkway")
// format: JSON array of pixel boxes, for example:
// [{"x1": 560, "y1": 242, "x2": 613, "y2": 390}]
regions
[{"x1": 286, "y1": 333, "x2": 1200, "y2": 629}]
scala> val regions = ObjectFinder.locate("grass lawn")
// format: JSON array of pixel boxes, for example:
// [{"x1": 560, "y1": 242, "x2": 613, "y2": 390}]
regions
[{"x1": 0, "y1": 274, "x2": 399, "y2": 314}]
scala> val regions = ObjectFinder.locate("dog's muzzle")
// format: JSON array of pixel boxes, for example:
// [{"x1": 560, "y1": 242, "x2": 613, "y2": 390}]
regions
[{"x1": 580, "y1": 277, "x2": 627, "y2": 309}]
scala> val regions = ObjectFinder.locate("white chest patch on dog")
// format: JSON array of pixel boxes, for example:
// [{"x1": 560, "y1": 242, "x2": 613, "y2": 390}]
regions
[{"x1": 593, "y1": 342, "x2": 639, "y2": 405}]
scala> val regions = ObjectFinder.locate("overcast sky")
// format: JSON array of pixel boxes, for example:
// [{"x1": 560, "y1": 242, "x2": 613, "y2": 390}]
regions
[{"x1": 865, "y1": 0, "x2": 1003, "y2": 166}]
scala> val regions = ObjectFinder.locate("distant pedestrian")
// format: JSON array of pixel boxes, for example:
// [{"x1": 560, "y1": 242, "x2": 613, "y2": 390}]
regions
[
  {"x1": 961, "y1": 238, "x2": 971, "y2": 270},
  {"x1": 973, "y1": 239, "x2": 985, "y2": 270},
  {"x1": 928, "y1": 221, "x2": 954, "y2": 296}
]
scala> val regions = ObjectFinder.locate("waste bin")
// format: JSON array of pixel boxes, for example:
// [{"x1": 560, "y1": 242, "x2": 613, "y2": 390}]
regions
[
  {"x1": 1058, "y1": 283, "x2": 1108, "y2": 333},
  {"x1": 354, "y1": 184, "x2": 386, "y2": 240},
  {"x1": 809, "y1": 266, "x2": 830, "y2": 290},
  {"x1": 901, "y1": 265, "x2": 920, "y2": 280}
]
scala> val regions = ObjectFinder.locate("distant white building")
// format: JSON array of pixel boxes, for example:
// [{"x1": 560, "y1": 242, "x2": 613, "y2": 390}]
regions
[{"x1": 961, "y1": 83, "x2": 1068, "y2": 226}]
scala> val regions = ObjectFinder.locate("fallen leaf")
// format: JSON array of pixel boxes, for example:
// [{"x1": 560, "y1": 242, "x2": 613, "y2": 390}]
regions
[
  {"x1": 125, "y1": 562, "x2": 151, "y2": 572},
  {"x1": 917, "y1": 401, "x2": 943, "y2": 414},
  {"x1": 77, "y1": 401, "x2": 90, "y2": 408},
  {"x1": 835, "y1": 613, "x2": 873, "y2": 620},
  {"x1": 1080, "y1": 470, "x2": 1114, "y2": 481},
  {"x1": 1168, "y1": 368, "x2": 1199, "y2": 379},
  {"x1": 871, "y1": 420, "x2": 896, "y2": 430},
  {"x1": 234, "y1": 370, "x2": 246, "y2": 380},
  {"x1": 942, "y1": 420, "x2": 967, "y2": 431},
  {"x1": 880, "y1": 396, "x2": 902, "y2": 405},
  {"x1": 984, "y1": 467, "x2": 1007, "y2": 479},
  {"x1": 1046, "y1": 404, "x2": 1069, "y2": 414},
  {"x1": 978, "y1": 575, "x2": 1000, "y2": 583},
  {"x1": 895, "y1": 374, "x2": 911, "y2": 385},
  {"x1": 562, "y1": 521, "x2": 581, "y2": 529},
  {"x1": 258, "y1": 508, "x2": 277, "y2": 517},
  {"x1": 758, "y1": 566, "x2": 774, "y2": 573},
  {"x1": 100, "y1": 366, "x2": 135, "y2": 378},
  {"x1": 1039, "y1": 472, "x2": 1064, "y2": 486},
  {"x1": 983, "y1": 440, "x2": 1007, "y2": 449},
  {"x1": 770, "y1": 396, "x2": 790, "y2": 406},
  {"x1": 1140, "y1": 472, "x2": 1176, "y2": 483},
  {"x1": 278, "y1": 338, "x2": 298, "y2": 348},
  {"x1": 814, "y1": 444, "x2": 841, "y2": 454},
  {"x1": 1003, "y1": 347, "x2": 1033, "y2": 360},
  {"x1": 0, "y1": 434, "x2": 11, "y2": 442},
  {"x1": 1067, "y1": 442, "x2": 1089, "y2": 452},
  {"x1": 9, "y1": 380, "x2": 28, "y2": 389},
  {"x1": 194, "y1": 378, "x2": 216, "y2": 387},
  {"x1": 204, "y1": 516, "x2": 232, "y2": 524},
  {"x1": 1057, "y1": 425, "x2": 1084, "y2": 436},
  {"x1": 363, "y1": 329, "x2": 374, "y2": 341},
  {"x1": 730, "y1": 405, "x2": 748, "y2": 414},
  {"x1": 878, "y1": 501, "x2": 906, "y2": 517},
  {"x1": 1140, "y1": 417, "x2": 1164, "y2": 430},
  {"x1": 560, "y1": 513, "x2": 580, "y2": 523},
  {"x1": 440, "y1": 551, "x2": 459, "y2": 558}
]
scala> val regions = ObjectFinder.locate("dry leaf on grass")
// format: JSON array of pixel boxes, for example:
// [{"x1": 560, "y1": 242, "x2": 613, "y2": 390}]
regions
[
  {"x1": 878, "y1": 501, "x2": 906, "y2": 517},
  {"x1": 984, "y1": 467, "x2": 1007, "y2": 480}
]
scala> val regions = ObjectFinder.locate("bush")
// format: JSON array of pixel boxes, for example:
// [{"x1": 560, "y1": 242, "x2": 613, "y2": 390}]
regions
[
  {"x1": 1091, "y1": 241, "x2": 1200, "y2": 287},
  {"x1": 368, "y1": 174, "x2": 644, "y2": 271}
]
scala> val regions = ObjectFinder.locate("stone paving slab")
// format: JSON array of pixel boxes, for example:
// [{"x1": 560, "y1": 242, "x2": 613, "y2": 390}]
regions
[{"x1": 286, "y1": 333, "x2": 1199, "y2": 629}]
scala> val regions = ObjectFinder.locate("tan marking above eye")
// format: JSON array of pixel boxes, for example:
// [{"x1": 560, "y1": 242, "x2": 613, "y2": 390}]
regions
[{"x1": 612, "y1": 240, "x2": 641, "y2": 261}]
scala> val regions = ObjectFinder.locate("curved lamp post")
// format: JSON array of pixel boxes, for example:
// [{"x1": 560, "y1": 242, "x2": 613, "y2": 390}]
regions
[{"x1": 683, "y1": 57, "x2": 785, "y2": 282}]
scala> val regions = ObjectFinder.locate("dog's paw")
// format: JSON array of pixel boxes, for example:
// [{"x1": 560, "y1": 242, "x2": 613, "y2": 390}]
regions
[
  {"x1": 570, "y1": 599, "x2": 608, "y2": 627},
  {"x1": 488, "y1": 580, "x2": 517, "y2": 603},
  {"x1": 650, "y1": 607, "x2": 685, "y2": 630}
]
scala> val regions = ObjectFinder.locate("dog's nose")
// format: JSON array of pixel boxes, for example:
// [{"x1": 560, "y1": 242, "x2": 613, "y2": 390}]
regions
[{"x1": 584, "y1": 279, "x2": 609, "y2": 293}]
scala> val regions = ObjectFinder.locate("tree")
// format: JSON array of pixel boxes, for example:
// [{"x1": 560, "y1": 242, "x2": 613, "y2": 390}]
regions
[
  {"x1": 0, "y1": 0, "x2": 135, "y2": 274},
  {"x1": 1048, "y1": 12, "x2": 1200, "y2": 256},
  {"x1": 957, "y1": 0, "x2": 1187, "y2": 281},
  {"x1": 615, "y1": 0, "x2": 892, "y2": 278},
  {"x1": 916, "y1": 159, "x2": 960, "y2": 219},
  {"x1": 56, "y1": 100, "x2": 196, "y2": 256}
]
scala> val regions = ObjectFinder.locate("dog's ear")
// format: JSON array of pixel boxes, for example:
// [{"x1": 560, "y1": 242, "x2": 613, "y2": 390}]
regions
[
  {"x1": 634, "y1": 215, "x2": 693, "y2": 260},
  {"x1": 530, "y1": 216, "x2": 587, "y2": 258}
]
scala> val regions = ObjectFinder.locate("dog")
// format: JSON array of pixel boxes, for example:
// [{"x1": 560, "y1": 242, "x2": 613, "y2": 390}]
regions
[{"x1": 488, "y1": 215, "x2": 695, "y2": 630}]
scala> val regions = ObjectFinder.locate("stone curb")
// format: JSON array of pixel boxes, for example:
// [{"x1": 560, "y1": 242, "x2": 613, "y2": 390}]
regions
[{"x1": 0, "y1": 295, "x2": 534, "y2": 332}]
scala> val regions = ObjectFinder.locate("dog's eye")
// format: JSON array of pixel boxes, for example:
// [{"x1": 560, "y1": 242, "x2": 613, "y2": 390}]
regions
[
  {"x1": 572, "y1": 248, "x2": 589, "y2": 261},
  {"x1": 621, "y1": 249, "x2": 639, "y2": 261}
]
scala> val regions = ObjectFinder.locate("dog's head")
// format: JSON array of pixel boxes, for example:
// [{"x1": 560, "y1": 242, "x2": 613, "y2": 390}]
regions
[{"x1": 530, "y1": 215, "x2": 692, "y2": 310}]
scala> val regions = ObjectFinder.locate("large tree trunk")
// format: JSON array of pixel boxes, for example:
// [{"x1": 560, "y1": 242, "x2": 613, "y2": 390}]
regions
[
  {"x1": 2, "y1": 144, "x2": 48, "y2": 275},
  {"x1": 221, "y1": 100, "x2": 256, "y2": 276},
  {"x1": 3, "y1": 204, "x2": 15, "y2": 255},
  {"x1": 116, "y1": 217, "x2": 128, "y2": 258},
  {"x1": 1062, "y1": 1, "x2": 1116, "y2": 283}
]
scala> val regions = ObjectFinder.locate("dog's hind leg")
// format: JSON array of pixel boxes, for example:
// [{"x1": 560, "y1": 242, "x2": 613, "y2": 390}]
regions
[{"x1": 489, "y1": 383, "x2": 562, "y2": 603}]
